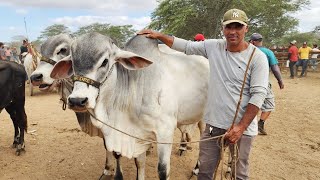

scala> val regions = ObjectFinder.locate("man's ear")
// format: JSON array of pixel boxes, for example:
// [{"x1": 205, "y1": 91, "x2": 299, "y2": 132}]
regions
[{"x1": 245, "y1": 25, "x2": 248, "y2": 33}]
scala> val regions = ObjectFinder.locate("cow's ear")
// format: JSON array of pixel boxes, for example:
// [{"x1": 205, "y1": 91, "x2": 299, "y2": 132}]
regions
[
  {"x1": 50, "y1": 55, "x2": 73, "y2": 79},
  {"x1": 115, "y1": 50, "x2": 153, "y2": 70}
]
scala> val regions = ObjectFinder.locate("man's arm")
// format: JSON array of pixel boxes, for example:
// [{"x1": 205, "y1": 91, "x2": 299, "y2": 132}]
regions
[
  {"x1": 225, "y1": 104, "x2": 259, "y2": 144},
  {"x1": 271, "y1": 64, "x2": 284, "y2": 89}
]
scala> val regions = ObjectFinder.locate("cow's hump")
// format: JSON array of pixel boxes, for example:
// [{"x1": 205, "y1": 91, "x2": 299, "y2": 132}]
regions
[{"x1": 125, "y1": 35, "x2": 159, "y2": 59}]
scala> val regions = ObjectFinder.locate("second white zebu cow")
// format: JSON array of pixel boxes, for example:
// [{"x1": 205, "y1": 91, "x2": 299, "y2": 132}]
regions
[
  {"x1": 30, "y1": 34, "x2": 122, "y2": 179},
  {"x1": 51, "y1": 32, "x2": 209, "y2": 180},
  {"x1": 22, "y1": 52, "x2": 40, "y2": 96}
]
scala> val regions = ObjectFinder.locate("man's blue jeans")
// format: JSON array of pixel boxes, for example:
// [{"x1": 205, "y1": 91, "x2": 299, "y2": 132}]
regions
[
  {"x1": 309, "y1": 58, "x2": 318, "y2": 70},
  {"x1": 295, "y1": 59, "x2": 309, "y2": 76}
]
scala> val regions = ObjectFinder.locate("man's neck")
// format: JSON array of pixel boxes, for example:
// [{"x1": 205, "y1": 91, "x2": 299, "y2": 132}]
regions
[{"x1": 227, "y1": 41, "x2": 249, "y2": 52}]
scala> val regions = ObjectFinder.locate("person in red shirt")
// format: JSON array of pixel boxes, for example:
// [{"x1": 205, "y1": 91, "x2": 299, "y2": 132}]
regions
[
  {"x1": 194, "y1": 33, "x2": 205, "y2": 41},
  {"x1": 288, "y1": 40, "x2": 299, "y2": 78}
]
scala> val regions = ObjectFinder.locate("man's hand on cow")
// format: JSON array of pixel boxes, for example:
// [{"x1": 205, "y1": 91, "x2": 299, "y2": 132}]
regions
[
  {"x1": 278, "y1": 80, "x2": 284, "y2": 89},
  {"x1": 137, "y1": 29, "x2": 160, "y2": 39},
  {"x1": 225, "y1": 124, "x2": 246, "y2": 144}
]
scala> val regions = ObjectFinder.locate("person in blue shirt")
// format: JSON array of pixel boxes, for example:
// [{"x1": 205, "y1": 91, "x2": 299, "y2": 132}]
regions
[{"x1": 250, "y1": 33, "x2": 284, "y2": 135}]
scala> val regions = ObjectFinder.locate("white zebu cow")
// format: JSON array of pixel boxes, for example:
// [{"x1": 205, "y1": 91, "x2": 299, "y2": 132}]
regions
[
  {"x1": 30, "y1": 34, "x2": 123, "y2": 180},
  {"x1": 158, "y1": 44, "x2": 206, "y2": 153},
  {"x1": 51, "y1": 32, "x2": 209, "y2": 180},
  {"x1": 22, "y1": 52, "x2": 40, "y2": 96}
]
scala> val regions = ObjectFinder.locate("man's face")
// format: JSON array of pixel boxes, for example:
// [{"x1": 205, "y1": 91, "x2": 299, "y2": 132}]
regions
[{"x1": 223, "y1": 22, "x2": 248, "y2": 46}]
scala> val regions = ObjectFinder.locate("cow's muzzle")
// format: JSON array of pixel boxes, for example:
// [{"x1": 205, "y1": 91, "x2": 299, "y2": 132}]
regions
[
  {"x1": 30, "y1": 74, "x2": 43, "y2": 85},
  {"x1": 68, "y1": 97, "x2": 88, "y2": 112}
]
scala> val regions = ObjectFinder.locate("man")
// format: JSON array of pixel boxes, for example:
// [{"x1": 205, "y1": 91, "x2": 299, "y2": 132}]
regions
[
  {"x1": 0, "y1": 42, "x2": 6, "y2": 60},
  {"x1": 310, "y1": 44, "x2": 319, "y2": 71},
  {"x1": 288, "y1": 40, "x2": 299, "y2": 78},
  {"x1": 139, "y1": 8, "x2": 269, "y2": 180},
  {"x1": 297, "y1": 42, "x2": 312, "y2": 77},
  {"x1": 250, "y1": 33, "x2": 284, "y2": 135},
  {"x1": 194, "y1": 33, "x2": 205, "y2": 41},
  {"x1": 20, "y1": 39, "x2": 29, "y2": 63}
]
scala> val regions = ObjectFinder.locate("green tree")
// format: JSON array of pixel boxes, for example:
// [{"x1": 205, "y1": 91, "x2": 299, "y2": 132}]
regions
[
  {"x1": 149, "y1": 0, "x2": 233, "y2": 39},
  {"x1": 149, "y1": 0, "x2": 310, "y2": 42},
  {"x1": 234, "y1": 0, "x2": 309, "y2": 45},
  {"x1": 274, "y1": 32, "x2": 320, "y2": 48},
  {"x1": 73, "y1": 23, "x2": 136, "y2": 47},
  {"x1": 11, "y1": 35, "x2": 27, "y2": 42},
  {"x1": 38, "y1": 24, "x2": 71, "y2": 40}
]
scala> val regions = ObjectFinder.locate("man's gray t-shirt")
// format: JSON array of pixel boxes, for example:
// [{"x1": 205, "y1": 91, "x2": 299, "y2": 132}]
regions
[{"x1": 172, "y1": 38, "x2": 269, "y2": 136}]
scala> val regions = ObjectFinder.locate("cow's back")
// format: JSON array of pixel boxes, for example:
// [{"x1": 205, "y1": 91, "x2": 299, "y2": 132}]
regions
[{"x1": 0, "y1": 61, "x2": 26, "y2": 109}]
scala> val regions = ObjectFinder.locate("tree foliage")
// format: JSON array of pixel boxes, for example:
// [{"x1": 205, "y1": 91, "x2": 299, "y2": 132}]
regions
[
  {"x1": 73, "y1": 23, "x2": 136, "y2": 47},
  {"x1": 38, "y1": 24, "x2": 71, "y2": 40},
  {"x1": 11, "y1": 35, "x2": 27, "y2": 42},
  {"x1": 149, "y1": 0, "x2": 310, "y2": 42},
  {"x1": 274, "y1": 32, "x2": 320, "y2": 48},
  {"x1": 149, "y1": 0, "x2": 233, "y2": 39}
]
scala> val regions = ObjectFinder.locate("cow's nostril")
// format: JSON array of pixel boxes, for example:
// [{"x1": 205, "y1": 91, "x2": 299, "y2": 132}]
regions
[
  {"x1": 30, "y1": 74, "x2": 43, "y2": 82},
  {"x1": 68, "y1": 97, "x2": 88, "y2": 107}
]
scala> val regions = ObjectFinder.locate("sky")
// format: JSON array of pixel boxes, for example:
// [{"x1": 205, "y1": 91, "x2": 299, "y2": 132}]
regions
[{"x1": 0, "y1": 0, "x2": 319, "y2": 43}]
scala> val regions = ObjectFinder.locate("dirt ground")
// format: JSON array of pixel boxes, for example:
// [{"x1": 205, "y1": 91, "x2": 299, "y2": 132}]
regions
[{"x1": 1, "y1": 70, "x2": 320, "y2": 180}]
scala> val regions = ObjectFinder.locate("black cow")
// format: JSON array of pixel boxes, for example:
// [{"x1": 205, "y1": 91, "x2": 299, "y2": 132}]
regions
[{"x1": 0, "y1": 61, "x2": 28, "y2": 155}]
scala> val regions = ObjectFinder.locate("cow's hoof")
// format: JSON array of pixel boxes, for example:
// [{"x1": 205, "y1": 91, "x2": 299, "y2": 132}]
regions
[
  {"x1": 15, "y1": 144, "x2": 26, "y2": 156},
  {"x1": 192, "y1": 167, "x2": 199, "y2": 176},
  {"x1": 187, "y1": 146, "x2": 192, "y2": 150},
  {"x1": 179, "y1": 149, "x2": 186, "y2": 156},
  {"x1": 12, "y1": 143, "x2": 18, "y2": 148},
  {"x1": 99, "y1": 174, "x2": 113, "y2": 180}
]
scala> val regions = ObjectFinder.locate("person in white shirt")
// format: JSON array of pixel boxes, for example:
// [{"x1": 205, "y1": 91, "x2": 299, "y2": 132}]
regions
[{"x1": 310, "y1": 44, "x2": 319, "y2": 71}]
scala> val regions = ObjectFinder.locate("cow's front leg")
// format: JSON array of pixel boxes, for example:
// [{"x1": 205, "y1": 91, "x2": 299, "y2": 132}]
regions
[
  {"x1": 135, "y1": 152, "x2": 146, "y2": 180},
  {"x1": 113, "y1": 152, "x2": 123, "y2": 180},
  {"x1": 157, "y1": 125, "x2": 174, "y2": 180},
  {"x1": 99, "y1": 150, "x2": 115, "y2": 180},
  {"x1": 157, "y1": 143, "x2": 172, "y2": 180}
]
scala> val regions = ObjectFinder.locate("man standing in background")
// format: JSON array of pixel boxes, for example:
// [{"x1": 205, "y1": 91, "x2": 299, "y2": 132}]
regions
[
  {"x1": 288, "y1": 40, "x2": 299, "y2": 79},
  {"x1": 310, "y1": 44, "x2": 319, "y2": 71},
  {"x1": 297, "y1": 42, "x2": 312, "y2": 77},
  {"x1": 250, "y1": 33, "x2": 284, "y2": 135},
  {"x1": 0, "y1": 42, "x2": 6, "y2": 60}
]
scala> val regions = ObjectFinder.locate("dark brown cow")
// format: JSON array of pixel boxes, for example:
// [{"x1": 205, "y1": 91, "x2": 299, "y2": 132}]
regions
[{"x1": 0, "y1": 61, "x2": 28, "y2": 155}]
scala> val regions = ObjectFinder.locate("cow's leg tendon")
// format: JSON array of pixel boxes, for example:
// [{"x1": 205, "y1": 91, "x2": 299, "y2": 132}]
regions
[
  {"x1": 99, "y1": 151, "x2": 115, "y2": 180},
  {"x1": 135, "y1": 152, "x2": 146, "y2": 180},
  {"x1": 15, "y1": 106, "x2": 27, "y2": 156},
  {"x1": 113, "y1": 152, "x2": 123, "y2": 180},
  {"x1": 179, "y1": 132, "x2": 187, "y2": 156}
]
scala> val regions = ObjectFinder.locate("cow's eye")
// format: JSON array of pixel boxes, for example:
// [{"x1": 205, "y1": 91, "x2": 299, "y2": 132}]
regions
[
  {"x1": 57, "y1": 48, "x2": 67, "y2": 55},
  {"x1": 101, "y1": 59, "x2": 108, "y2": 67}
]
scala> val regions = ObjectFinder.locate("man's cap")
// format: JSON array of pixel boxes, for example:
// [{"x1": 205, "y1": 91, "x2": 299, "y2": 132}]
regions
[
  {"x1": 250, "y1": 33, "x2": 263, "y2": 41},
  {"x1": 290, "y1": 40, "x2": 297, "y2": 45},
  {"x1": 303, "y1": 41, "x2": 307, "y2": 45},
  {"x1": 194, "y1": 34, "x2": 205, "y2": 41},
  {"x1": 223, "y1": 9, "x2": 248, "y2": 26}
]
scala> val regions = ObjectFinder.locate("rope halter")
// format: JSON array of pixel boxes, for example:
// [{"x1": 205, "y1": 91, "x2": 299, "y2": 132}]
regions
[
  {"x1": 71, "y1": 64, "x2": 115, "y2": 89},
  {"x1": 40, "y1": 56, "x2": 57, "y2": 66}
]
